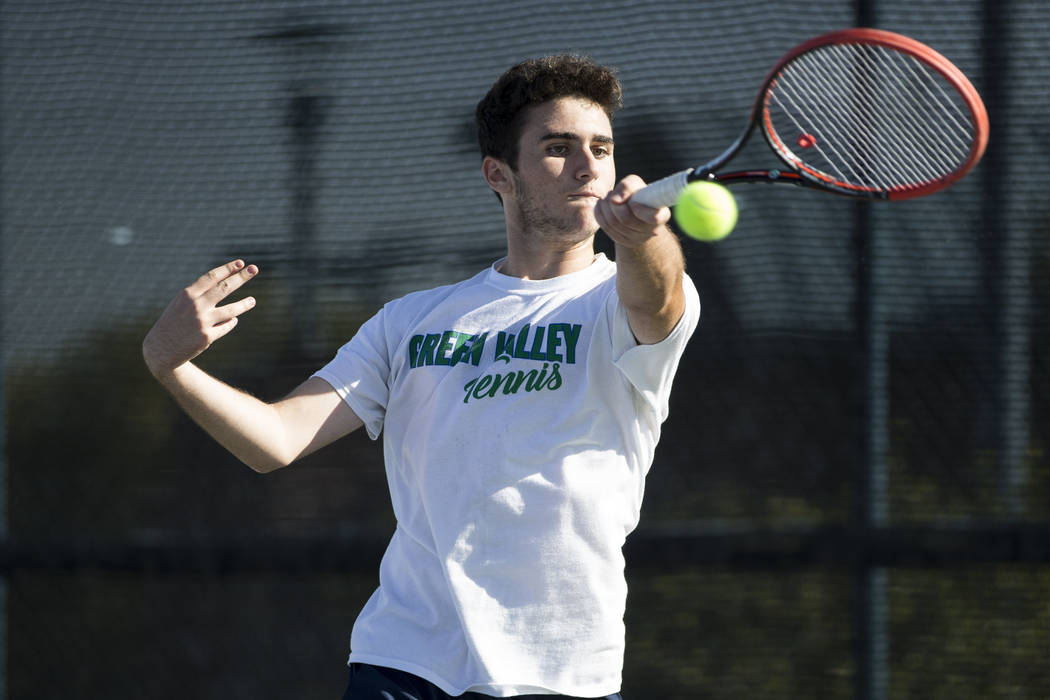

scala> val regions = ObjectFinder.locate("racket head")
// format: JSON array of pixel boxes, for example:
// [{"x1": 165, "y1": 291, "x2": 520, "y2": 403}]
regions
[{"x1": 751, "y1": 28, "x2": 989, "y2": 200}]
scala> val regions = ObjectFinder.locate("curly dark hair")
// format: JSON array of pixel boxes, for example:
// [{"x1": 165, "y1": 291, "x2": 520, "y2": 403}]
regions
[{"x1": 475, "y1": 54, "x2": 623, "y2": 170}]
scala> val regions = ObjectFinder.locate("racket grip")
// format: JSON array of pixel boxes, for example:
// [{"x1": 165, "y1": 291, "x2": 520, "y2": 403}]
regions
[{"x1": 631, "y1": 169, "x2": 693, "y2": 209}]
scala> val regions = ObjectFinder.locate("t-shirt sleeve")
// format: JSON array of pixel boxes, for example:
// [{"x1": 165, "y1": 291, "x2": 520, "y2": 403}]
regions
[
  {"x1": 312, "y1": 309, "x2": 392, "y2": 440},
  {"x1": 609, "y1": 273, "x2": 701, "y2": 422}
]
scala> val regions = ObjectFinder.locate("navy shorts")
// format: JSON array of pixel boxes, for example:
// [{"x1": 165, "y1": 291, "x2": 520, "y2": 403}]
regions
[{"x1": 341, "y1": 663, "x2": 624, "y2": 700}]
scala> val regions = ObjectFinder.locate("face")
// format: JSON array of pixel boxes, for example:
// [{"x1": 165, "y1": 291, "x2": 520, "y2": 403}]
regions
[{"x1": 500, "y1": 96, "x2": 616, "y2": 245}]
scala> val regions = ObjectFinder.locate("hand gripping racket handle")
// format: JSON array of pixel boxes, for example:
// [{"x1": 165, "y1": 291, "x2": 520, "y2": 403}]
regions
[{"x1": 630, "y1": 169, "x2": 694, "y2": 209}]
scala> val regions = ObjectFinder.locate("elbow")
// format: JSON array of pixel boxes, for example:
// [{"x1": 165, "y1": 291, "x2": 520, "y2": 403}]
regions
[
  {"x1": 246, "y1": 461, "x2": 283, "y2": 475},
  {"x1": 238, "y1": 425, "x2": 302, "y2": 474},
  {"x1": 241, "y1": 451, "x2": 294, "y2": 474}
]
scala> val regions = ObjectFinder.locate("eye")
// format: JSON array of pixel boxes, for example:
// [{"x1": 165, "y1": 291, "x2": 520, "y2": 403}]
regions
[
  {"x1": 547, "y1": 144, "x2": 570, "y2": 157},
  {"x1": 592, "y1": 145, "x2": 612, "y2": 158}
]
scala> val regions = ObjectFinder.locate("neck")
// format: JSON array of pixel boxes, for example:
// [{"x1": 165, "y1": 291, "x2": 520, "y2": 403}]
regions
[{"x1": 499, "y1": 235, "x2": 596, "y2": 280}]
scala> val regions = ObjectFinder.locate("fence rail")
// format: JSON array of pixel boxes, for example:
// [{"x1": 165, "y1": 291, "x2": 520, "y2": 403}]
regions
[{"x1": 4, "y1": 521, "x2": 1049, "y2": 574}]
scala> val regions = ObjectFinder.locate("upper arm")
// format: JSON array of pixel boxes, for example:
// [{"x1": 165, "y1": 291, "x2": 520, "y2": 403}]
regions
[{"x1": 272, "y1": 375, "x2": 365, "y2": 463}]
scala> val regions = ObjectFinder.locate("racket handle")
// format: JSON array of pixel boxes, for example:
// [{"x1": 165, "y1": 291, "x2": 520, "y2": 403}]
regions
[{"x1": 631, "y1": 169, "x2": 693, "y2": 209}]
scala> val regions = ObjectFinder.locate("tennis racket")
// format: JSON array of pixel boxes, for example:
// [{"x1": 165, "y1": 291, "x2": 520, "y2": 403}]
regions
[{"x1": 632, "y1": 28, "x2": 989, "y2": 208}]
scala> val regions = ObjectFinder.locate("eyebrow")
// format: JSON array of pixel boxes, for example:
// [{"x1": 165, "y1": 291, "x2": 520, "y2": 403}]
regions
[{"x1": 540, "y1": 131, "x2": 615, "y2": 145}]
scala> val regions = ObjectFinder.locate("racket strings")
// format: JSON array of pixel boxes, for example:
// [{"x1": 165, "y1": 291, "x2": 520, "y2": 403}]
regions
[
  {"x1": 816, "y1": 46, "x2": 958, "y2": 183},
  {"x1": 774, "y1": 46, "x2": 962, "y2": 188},
  {"x1": 877, "y1": 46, "x2": 974, "y2": 147},
  {"x1": 778, "y1": 47, "x2": 962, "y2": 187},
  {"x1": 842, "y1": 44, "x2": 973, "y2": 176},
  {"x1": 766, "y1": 42, "x2": 979, "y2": 192},
  {"x1": 777, "y1": 48, "x2": 931, "y2": 188},
  {"x1": 771, "y1": 57, "x2": 890, "y2": 187},
  {"x1": 781, "y1": 45, "x2": 973, "y2": 187}
]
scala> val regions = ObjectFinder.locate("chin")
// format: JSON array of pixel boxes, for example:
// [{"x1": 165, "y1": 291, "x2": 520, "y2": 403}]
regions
[
  {"x1": 542, "y1": 227, "x2": 594, "y2": 251},
  {"x1": 562, "y1": 217, "x2": 597, "y2": 241},
  {"x1": 581, "y1": 216, "x2": 601, "y2": 237}
]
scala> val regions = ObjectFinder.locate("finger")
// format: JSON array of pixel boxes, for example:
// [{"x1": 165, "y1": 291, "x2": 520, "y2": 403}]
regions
[
  {"x1": 187, "y1": 259, "x2": 246, "y2": 297},
  {"x1": 599, "y1": 178, "x2": 671, "y2": 229},
  {"x1": 628, "y1": 199, "x2": 671, "y2": 226},
  {"x1": 594, "y1": 199, "x2": 620, "y2": 230},
  {"x1": 596, "y1": 193, "x2": 627, "y2": 221},
  {"x1": 209, "y1": 296, "x2": 257, "y2": 326},
  {"x1": 596, "y1": 195, "x2": 639, "y2": 230},
  {"x1": 608, "y1": 174, "x2": 646, "y2": 204},
  {"x1": 207, "y1": 315, "x2": 239, "y2": 342},
  {"x1": 609, "y1": 175, "x2": 669, "y2": 225},
  {"x1": 201, "y1": 263, "x2": 259, "y2": 305}
]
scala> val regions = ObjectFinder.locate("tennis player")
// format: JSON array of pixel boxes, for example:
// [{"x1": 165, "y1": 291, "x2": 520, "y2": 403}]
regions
[{"x1": 143, "y1": 55, "x2": 700, "y2": 699}]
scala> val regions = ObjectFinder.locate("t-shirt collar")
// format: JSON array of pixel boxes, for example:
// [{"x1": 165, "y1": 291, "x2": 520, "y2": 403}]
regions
[{"x1": 485, "y1": 253, "x2": 613, "y2": 295}]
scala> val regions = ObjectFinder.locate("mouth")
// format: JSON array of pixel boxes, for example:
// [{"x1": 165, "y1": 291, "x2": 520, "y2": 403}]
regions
[{"x1": 567, "y1": 192, "x2": 602, "y2": 202}]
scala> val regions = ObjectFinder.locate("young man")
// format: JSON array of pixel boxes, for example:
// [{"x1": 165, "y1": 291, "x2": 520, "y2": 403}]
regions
[{"x1": 142, "y1": 55, "x2": 700, "y2": 699}]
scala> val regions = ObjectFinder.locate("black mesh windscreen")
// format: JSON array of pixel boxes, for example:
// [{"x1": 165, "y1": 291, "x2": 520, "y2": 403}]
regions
[{"x1": 4, "y1": 1, "x2": 1049, "y2": 697}]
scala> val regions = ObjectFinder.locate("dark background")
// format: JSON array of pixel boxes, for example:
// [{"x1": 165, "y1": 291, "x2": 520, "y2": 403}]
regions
[{"x1": 3, "y1": 0, "x2": 1049, "y2": 698}]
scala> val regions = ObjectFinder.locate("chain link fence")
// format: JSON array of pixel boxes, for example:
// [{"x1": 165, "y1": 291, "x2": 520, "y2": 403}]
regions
[{"x1": 3, "y1": 0, "x2": 1049, "y2": 698}]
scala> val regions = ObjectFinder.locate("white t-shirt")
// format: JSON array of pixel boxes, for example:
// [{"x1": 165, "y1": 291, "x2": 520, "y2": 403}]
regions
[{"x1": 314, "y1": 254, "x2": 700, "y2": 697}]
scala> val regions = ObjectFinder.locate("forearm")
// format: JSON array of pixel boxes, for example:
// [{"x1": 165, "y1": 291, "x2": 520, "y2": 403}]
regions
[
  {"x1": 151, "y1": 362, "x2": 294, "y2": 473},
  {"x1": 142, "y1": 260, "x2": 361, "y2": 470},
  {"x1": 614, "y1": 226, "x2": 686, "y2": 343}
]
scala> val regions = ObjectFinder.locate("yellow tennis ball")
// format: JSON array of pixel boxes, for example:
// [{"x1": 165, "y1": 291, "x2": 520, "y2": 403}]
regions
[{"x1": 673, "y1": 181, "x2": 738, "y2": 241}]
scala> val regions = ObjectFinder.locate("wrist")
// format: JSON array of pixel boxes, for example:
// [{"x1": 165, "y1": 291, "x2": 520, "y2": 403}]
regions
[{"x1": 142, "y1": 341, "x2": 189, "y2": 383}]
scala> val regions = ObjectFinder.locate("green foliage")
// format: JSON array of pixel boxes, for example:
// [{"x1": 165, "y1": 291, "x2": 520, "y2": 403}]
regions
[
  {"x1": 8, "y1": 323, "x2": 181, "y2": 536},
  {"x1": 623, "y1": 567, "x2": 855, "y2": 699},
  {"x1": 891, "y1": 567, "x2": 1050, "y2": 698},
  {"x1": 6, "y1": 213, "x2": 1050, "y2": 696},
  {"x1": 7, "y1": 294, "x2": 389, "y2": 538}
]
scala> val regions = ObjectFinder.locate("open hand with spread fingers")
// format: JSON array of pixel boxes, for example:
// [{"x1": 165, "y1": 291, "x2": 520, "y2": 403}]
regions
[{"x1": 142, "y1": 259, "x2": 259, "y2": 377}]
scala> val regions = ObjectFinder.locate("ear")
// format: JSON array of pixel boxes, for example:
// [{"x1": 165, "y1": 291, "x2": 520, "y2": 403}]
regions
[{"x1": 482, "y1": 156, "x2": 514, "y2": 196}]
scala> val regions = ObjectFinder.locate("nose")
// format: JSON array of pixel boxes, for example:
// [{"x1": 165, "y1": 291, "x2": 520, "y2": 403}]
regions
[{"x1": 575, "y1": 150, "x2": 600, "y2": 181}]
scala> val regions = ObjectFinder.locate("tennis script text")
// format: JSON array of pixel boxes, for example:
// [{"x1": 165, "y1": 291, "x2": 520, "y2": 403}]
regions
[{"x1": 406, "y1": 323, "x2": 582, "y2": 404}]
